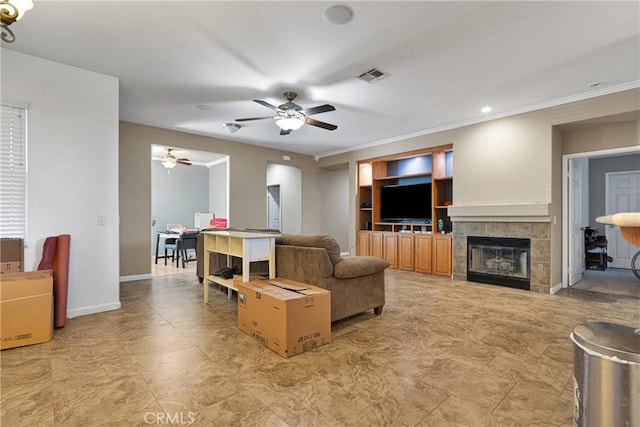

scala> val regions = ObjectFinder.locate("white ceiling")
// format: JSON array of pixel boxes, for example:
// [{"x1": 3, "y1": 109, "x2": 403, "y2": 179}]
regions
[{"x1": 5, "y1": 1, "x2": 640, "y2": 158}]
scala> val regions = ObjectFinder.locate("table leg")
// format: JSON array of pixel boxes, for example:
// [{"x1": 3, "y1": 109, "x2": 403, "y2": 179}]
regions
[
  {"x1": 204, "y1": 250, "x2": 209, "y2": 304},
  {"x1": 155, "y1": 233, "x2": 160, "y2": 264},
  {"x1": 268, "y1": 239, "x2": 276, "y2": 279}
]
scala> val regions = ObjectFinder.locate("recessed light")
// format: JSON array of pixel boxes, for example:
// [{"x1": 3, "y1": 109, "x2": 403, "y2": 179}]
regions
[
  {"x1": 196, "y1": 104, "x2": 212, "y2": 111},
  {"x1": 481, "y1": 106, "x2": 492, "y2": 113}
]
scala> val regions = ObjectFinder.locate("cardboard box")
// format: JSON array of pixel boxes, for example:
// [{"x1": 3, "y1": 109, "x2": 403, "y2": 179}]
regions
[
  {"x1": 0, "y1": 238, "x2": 24, "y2": 273},
  {"x1": 1, "y1": 261, "x2": 22, "y2": 274},
  {"x1": 1, "y1": 271, "x2": 53, "y2": 350},
  {"x1": 237, "y1": 278, "x2": 331, "y2": 358}
]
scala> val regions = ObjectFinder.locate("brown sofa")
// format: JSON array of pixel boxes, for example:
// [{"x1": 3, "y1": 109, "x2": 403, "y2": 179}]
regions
[
  {"x1": 275, "y1": 234, "x2": 389, "y2": 322},
  {"x1": 197, "y1": 232, "x2": 389, "y2": 322}
]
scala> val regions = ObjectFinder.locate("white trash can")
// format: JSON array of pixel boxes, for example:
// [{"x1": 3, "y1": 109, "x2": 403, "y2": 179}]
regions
[{"x1": 570, "y1": 322, "x2": 640, "y2": 427}]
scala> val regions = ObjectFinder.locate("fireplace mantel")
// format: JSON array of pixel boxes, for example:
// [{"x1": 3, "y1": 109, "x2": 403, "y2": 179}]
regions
[{"x1": 448, "y1": 203, "x2": 550, "y2": 223}]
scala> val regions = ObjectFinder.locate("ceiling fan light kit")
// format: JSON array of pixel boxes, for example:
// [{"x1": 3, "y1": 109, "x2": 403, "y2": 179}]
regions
[
  {"x1": 161, "y1": 159, "x2": 177, "y2": 169},
  {"x1": 276, "y1": 113, "x2": 306, "y2": 131},
  {"x1": 0, "y1": 0, "x2": 34, "y2": 43}
]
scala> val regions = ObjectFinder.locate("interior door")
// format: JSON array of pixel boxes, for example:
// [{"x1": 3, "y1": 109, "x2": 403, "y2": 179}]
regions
[
  {"x1": 568, "y1": 158, "x2": 588, "y2": 286},
  {"x1": 606, "y1": 170, "x2": 640, "y2": 268},
  {"x1": 267, "y1": 184, "x2": 281, "y2": 231}
]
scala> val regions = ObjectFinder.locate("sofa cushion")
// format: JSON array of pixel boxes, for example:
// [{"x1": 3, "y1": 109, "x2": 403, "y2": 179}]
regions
[
  {"x1": 276, "y1": 234, "x2": 342, "y2": 265},
  {"x1": 333, "y1": 256, "x2": 390, "y2": 279}
]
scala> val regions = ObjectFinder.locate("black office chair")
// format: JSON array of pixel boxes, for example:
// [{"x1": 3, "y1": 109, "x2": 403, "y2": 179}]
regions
[{"x1": 177, "y1": 232, "x2": 198, "y2": 268}]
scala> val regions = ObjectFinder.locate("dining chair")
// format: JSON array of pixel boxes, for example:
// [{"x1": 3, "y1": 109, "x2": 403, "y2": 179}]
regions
[{"x1": 177, "y1": 232, "x2": 198, "y2": 268}]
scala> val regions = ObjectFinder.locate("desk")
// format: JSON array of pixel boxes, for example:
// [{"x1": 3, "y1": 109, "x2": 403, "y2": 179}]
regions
[
  {"x1": 154, "y1": 232, "x2": 181, "y2": 265},
  {"x1": 202, "y1": 230, "x2": 278, "y2": 302}
]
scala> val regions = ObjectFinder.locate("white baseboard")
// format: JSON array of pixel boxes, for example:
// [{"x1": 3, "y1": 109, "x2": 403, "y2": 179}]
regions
[
  {"x1": 119, "y1": 273, "x2": 152, "y2": 282},
  {"x1": 550, "y1": 282, "x2": 563, "y2": 294},
  {"x1": 67, "y1": 301, "x2": 121, "y2": 319}
]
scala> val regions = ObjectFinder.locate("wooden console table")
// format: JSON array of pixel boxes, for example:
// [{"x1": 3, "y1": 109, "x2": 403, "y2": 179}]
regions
[{"x1": 201, "y1": 230, "x2": 278, "y2": 303}]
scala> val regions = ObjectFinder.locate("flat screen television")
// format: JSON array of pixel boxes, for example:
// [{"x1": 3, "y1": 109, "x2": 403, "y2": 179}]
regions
[{"x1": 381, "y1": 182, "x2": 432, "y2": 222}]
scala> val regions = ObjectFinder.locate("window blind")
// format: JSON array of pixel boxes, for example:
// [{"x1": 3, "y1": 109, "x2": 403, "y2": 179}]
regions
[{"x1": 0, "y1": 103, "x2": 27, "y2": 239}]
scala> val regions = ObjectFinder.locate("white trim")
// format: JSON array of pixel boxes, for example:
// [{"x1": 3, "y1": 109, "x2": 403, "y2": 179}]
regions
[
  {"x1": 316, "y1": 81, "x2": 640, "y2": 159},
  {"x1": 550, "y1": 282, "x2": 563, "y2": 295},
  {"x1": 206, "y1": 156, "x2": 229, "y2": 168},
  {"x1": 67, "y1": 301, "x2": 121, "y2": 318},
  {"x1": 119, "y1": 273, "x2": 152, "y2": 282},
  {"x1": 561, "y1": 145, "x2": 640, "y2": 289},
  {"x1": 448, "y1": 203, "x2": 550, "y2": 220}
]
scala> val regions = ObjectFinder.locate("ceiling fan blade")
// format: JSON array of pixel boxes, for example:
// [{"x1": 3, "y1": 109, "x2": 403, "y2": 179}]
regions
[
  {"x1": 301, "y1": 104, "x2": 335, "y2": 116},
  {"x1": 176, "y1": 159, "x2": 192, "y2": 165},
  {"x1": 253, "y1": 99, "x2": 279, "y2": 111},
  {"x1": 280, "y1": 129, "x2": 291, "y2": 136},
  {"x1": 306, "y1": 117, "x2": 338, "y2": 131},
  {"x1": 235, "y1": 116, "x2": 274, "y2": 122}
]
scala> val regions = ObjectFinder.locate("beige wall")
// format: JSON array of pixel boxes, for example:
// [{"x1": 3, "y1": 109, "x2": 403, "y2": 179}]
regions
[
  {"x1": 120, "y1": 90, "x2": 640, "y2": 280},
  {"x1": 320, "y1": 88, "x2": 640, "y2": 286},
  {"x1": 119, "y1": 121, "x2": 328, "y2": 277},
  {"x1": 562, "y1": 120, "x2": 639, "y2": 155}
]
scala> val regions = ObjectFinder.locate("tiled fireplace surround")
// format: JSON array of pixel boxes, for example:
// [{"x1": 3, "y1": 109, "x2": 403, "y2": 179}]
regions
[{"x1": 452, "y1": 221, "x2": 551, "y2": 294}]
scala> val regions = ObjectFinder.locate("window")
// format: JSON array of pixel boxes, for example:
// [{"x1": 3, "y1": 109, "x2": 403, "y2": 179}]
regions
[{"x1": 0, "y1": 100, "x2": 27, "y2": 239}]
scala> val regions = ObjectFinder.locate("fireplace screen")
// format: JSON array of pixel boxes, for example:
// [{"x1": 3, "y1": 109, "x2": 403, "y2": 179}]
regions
[{"x1": 467, "y1": 236, "x2": 530, "y2": 290}]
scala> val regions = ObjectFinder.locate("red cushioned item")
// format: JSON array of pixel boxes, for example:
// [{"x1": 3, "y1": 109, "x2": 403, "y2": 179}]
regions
[
  {"x1": 37, "y1": 236, "x2": 58, "y2": 270},
  {"x1": 37, "y1": 234, "x2": 71, "y2": 328}
]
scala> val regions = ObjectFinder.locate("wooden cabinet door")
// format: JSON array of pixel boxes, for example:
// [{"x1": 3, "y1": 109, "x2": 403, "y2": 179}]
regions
[
  {"x1": 398, "y1": 234, "x2": 415, "y2": 270},
  {"x1": 383, "y1": 233, "x2": 398, "y2": 268},
  {"x1": 371, "y1": 232, "x2": 384, "y2": 259},
  {"x1": 357, "y1": 231, "x2": 371, "y2": 256},
  {"x1": 432, "y1": 235, "x2": 452, "y2": 276},
  {"x1": 414, "y1": 234, "x2": 432, "y2": 273}
]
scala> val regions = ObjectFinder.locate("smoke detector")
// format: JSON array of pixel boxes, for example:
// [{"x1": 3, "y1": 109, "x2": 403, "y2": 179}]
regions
[{"x1": 323, "y1": 5, "x2": 353, "y2": 25}]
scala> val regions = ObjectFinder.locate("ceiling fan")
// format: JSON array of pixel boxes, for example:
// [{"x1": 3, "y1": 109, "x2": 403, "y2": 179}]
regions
[
  {"x1": 161, "y1": 148, "x2": 191, "y2": 169},
  {"x1": 235, "y1": 91, "x2": 338, "y2": 135}
]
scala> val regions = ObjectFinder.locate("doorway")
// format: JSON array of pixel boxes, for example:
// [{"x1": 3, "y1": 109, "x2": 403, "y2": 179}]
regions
[
  {"x1": 266, "y1": 163, "x2": 302, "y2": 234},
  {"x1": 563, "y1": 146, "x2": 640, "y2": 298},
  {"x1": 150, "y1": 145, "x2": 228, "y2": 277},
  {"x1": 267, "y1": 185, "x2": 281, "y2": 231}
]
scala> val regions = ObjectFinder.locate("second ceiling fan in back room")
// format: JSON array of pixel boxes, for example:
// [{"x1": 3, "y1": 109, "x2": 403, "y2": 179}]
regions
[
  {"x1": 161, "y1": 148, "x2": 191, "y2": 169},
  {"x1": 235, "y1": 91, "x2": 338, "y2": 135}
]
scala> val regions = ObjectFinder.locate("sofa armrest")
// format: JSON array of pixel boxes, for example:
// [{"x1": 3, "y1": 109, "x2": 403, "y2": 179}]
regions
[{"x1": 333, "y1": 256, "x2": 389, "y2": 279}]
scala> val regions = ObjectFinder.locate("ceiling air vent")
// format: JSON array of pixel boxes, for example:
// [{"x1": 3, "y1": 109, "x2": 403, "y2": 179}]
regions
[{"x1": 358, "y1": 68, "x2": 389, "y2": 84}]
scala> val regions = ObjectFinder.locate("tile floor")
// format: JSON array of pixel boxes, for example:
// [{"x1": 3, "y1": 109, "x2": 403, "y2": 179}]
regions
[
  {"x1": 572, "y1": 267, "x2": 640, "y2": 298},
  {"x1": 2, "y1": 269, "x2": 639, "y2": 426}
]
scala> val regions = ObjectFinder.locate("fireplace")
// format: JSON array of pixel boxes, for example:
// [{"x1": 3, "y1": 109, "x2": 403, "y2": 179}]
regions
[{"x1": 467, "y1": 236, "x2": 531, "y2": 290}]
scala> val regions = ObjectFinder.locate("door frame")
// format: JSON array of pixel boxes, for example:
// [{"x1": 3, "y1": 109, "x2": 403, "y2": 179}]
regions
[
  {"x1": 566, "y1": 157, "x2": 588, "y2": 287},
  {"x1": 562, "y1": 145, "x2": 640, "y2": 289}
]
